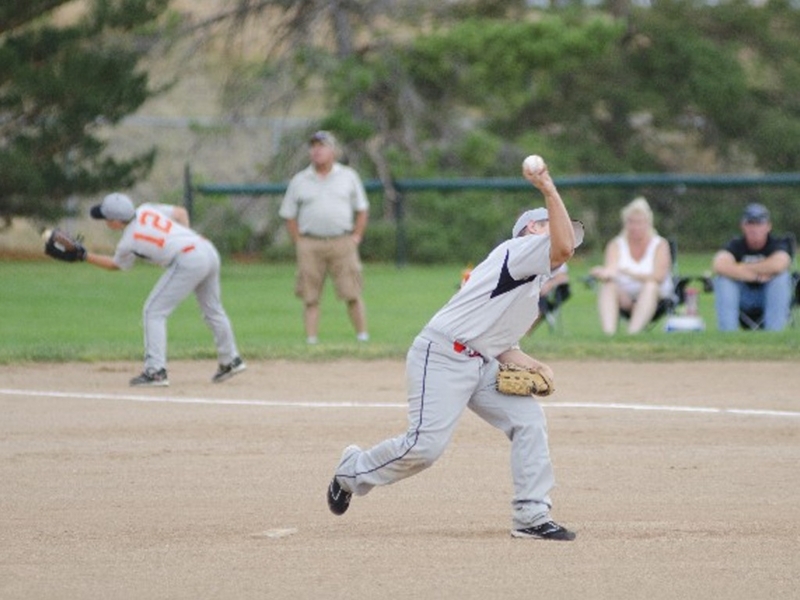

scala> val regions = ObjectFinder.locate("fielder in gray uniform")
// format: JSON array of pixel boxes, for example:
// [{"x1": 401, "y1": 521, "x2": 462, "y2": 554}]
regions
[
  {"x1": 326, "y1": 159, "x2": 584, "y2": 540},
  {"x1": 85, "y1": 192, "x2": 246, "y2": 387}
]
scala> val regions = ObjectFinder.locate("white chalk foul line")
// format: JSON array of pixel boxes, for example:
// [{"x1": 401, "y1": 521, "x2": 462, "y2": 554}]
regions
[
  {"x1": 0, "y1": 388, "x2": 401, "y2": 408},
  {"x1": 1, "y1": 388, "x2": 799, "y2": 419},
  {"x1": 550, "y1": 401, "x2": 800, "y2": 419}
]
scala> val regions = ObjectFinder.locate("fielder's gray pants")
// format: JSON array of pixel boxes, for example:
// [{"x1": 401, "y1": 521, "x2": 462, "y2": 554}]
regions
[
  {"x1": 143, "y1": 240, "x2": 239, "y2": 372},
  {"x1": 335, "y1": 327, "x2": 556, "y2": 529}
]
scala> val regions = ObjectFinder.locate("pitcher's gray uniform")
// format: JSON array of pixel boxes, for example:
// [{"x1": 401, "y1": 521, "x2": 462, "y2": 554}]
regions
[
  {"x1": 111, "y1": 202, "x2": 240, "y2": 375},
  {"x1": 329, "y1": 186, "x2": 584, "y2": 537}
]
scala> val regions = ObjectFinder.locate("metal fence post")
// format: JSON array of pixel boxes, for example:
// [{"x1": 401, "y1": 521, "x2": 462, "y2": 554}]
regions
[
  {"x1": 183, "y1": 163, "x2": 194, "y2": 221},
  {"x1": 394, "y1": 190, "x2": 407, "y2": 267}
]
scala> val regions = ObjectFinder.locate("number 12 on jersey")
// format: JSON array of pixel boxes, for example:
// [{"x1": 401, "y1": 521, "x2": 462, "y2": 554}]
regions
[{"x1": 133, "y1": 210, "x2": 173, "y2": 248}]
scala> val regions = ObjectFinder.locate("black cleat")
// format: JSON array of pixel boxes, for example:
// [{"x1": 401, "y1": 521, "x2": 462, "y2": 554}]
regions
[
  {"x1": 129, "y1": 368, "x2": 169, "y2": 387},
  {"x1": 511, "y1": 520, "x2": 576, "y2": 541},
  {"x1": 212, "y1": 356, "x2": 246, "y2": 383},
  {"x1": 327, "y1": 477, "x2": 352, "y2": 516}
]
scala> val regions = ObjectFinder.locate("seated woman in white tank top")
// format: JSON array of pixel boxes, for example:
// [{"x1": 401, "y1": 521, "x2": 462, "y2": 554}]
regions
[{"x1": 589, "y1": 197, "x2": 673, "y2": 335}]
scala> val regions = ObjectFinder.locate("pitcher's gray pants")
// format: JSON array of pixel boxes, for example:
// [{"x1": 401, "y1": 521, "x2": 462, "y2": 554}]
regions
[{"x1": 335, "y1": 327, "x2": 556, "y2": 529}]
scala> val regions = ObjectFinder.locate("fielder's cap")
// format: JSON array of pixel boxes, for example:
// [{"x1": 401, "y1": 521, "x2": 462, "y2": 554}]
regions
[
  {"x1": 741, "y1": 202, "x2": 770, "y2": 223},
  {"x1": 512, "y1": 208, "x2": 585, "y2": 248},
  {"x1": 309, "y1": 130, "x2": 338, "y2": 148},
  {"x1": 90, "y1": 192, "x2": 136, "y2": 222}
]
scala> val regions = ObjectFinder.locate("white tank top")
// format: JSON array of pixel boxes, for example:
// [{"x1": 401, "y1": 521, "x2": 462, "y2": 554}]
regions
[{"x1": 614, "y1": 235, "x2": 673, "y2": 299}]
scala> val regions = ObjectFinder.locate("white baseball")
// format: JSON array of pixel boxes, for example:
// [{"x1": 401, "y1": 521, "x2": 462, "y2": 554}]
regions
[{"x1": 523, "y1": 154, "x2": 545, "y2": 173}]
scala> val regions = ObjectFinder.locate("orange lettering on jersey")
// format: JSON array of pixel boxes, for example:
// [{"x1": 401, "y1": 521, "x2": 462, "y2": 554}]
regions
[
  {"x1": 134, "y1": 232, "x2": 166, "y2": 248},
  {"x1": 139, "y1": 210, "x2": 173, "y2": 233}
]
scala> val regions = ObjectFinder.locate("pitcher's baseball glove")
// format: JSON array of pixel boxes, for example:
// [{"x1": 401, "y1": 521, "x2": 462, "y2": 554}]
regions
[
  {"x1": 496, "y1": 363, "x2": 555, "y2": 397},
  {"x1": 44, "y1": 229, "x2": 87, "y2": 262}
]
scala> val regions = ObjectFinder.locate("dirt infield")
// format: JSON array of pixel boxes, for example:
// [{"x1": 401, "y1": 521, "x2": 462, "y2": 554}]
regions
[{"x1": 1, "y1": 360, "x2": 798, "y2": 600}]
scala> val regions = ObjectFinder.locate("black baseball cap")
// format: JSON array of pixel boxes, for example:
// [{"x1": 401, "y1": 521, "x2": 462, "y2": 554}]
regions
[{"x1": 741, "y1": 203, "x2": 770, "y2": 223}]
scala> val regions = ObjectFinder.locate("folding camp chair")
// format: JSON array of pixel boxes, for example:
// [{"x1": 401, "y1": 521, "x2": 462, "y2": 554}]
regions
[{"x1": 531, "y1": 281, "x2": 572, "y2": 333}]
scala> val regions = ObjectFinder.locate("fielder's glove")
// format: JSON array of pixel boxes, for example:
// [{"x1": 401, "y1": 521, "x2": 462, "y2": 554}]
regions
[
  {"x1": 496, "y1": 363, "x2": 555, "y2": 397},
  {"x1": 44, "y1": 228, "x2": 87, "y2": 263}
]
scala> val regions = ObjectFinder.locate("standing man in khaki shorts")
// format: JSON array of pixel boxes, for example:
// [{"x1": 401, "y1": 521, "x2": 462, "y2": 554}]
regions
[{"x1": 279, "y1": 131, "x2": 370, "y2": 344}]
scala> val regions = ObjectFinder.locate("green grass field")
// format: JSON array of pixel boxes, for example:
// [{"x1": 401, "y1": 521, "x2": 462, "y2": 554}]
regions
[{"x1": 1, "y1": 253, "x2": 797, "y2": 364}]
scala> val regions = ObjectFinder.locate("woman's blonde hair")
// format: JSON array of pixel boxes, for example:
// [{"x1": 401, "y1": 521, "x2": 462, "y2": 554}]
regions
[{"x1": 620, "y1": 196, "x2": 657, "y2": 237}]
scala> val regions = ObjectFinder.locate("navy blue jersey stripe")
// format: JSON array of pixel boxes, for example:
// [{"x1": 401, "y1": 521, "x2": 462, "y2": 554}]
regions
[{"x1": 490, "y1": 250, "x2": 537, "y2": 298}]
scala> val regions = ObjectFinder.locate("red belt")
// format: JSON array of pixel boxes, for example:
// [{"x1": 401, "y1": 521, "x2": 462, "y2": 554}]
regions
[
  {"x1": 453, "y1": 341, "x2": 482, "y2": 358},
  {"x1": 181, "y1": 245, "x2": 195, "y2": 253}
]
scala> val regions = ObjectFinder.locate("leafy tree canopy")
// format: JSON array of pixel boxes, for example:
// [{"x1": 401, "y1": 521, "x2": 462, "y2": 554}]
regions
[{"x1": 205, "y1": 1, "x2": 795, "y2": 199}]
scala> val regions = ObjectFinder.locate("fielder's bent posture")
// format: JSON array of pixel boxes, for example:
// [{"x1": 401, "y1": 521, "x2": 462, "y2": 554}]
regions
[
  {"x1": 85, "y1": 193, "x2": 245, "y2": 387},
  {"x1": 326, "y1": 158, "x2": 584, "y2": 540}
]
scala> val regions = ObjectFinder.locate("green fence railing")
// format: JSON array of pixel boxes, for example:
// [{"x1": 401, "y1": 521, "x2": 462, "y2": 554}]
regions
[{"x1": 184, "y1": 165, "x2": 800, "y2": 264}]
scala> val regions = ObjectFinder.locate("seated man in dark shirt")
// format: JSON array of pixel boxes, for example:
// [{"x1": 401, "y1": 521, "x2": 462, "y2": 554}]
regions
[{"x1": 711, "y1": 203, "x2": 793, "y2": 331}]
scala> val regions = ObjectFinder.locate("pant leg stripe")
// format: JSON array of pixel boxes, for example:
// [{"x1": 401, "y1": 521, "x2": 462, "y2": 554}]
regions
[{"x1": 338, "y1": 340, "x2": 432, "y2": 479}]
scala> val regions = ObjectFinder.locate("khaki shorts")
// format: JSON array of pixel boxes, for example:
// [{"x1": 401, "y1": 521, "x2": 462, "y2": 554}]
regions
[{"x1": 295, "y1": 235, "x2": 364, "y2": 304}]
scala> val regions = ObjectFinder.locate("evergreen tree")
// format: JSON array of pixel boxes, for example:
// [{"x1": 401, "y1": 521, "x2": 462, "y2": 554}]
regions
[{"x1": 0, "y1": 0, "x2": 170, "y2": 225}]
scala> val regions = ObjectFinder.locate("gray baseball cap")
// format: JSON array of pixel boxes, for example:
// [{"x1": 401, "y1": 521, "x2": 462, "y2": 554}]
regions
[
  {"x1": 512, "y1": 208, "x2": 585, "y2": 248},
  {"x1": 90, "y1": 193, "x2": 136, "y2": 222},
  {"x1": 309, "y1": 130, "x2": 339, "y2": 149}
]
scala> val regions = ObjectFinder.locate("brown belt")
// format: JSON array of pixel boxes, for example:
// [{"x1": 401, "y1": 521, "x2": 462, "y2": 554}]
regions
[{"x1": 302, "y1": 232, "x2": 351, "y2": 240}]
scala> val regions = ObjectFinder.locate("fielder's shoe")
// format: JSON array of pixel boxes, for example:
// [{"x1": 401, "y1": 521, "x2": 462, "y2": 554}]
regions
[
  {"x1": 327, "y1": 476, "x2": 352, "y2": 516},
  {"x1": 129, "y1": 368, "x2": 169, "y2": 387},
  {"x1": 212, "y1": 356, "x2": 246, "y2": 383},
  {"x1": 511, "y1": 520, "x2": 576, "y2": 541}
]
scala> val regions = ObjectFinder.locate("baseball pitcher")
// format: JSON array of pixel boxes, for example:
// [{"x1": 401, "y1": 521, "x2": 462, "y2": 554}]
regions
[{"x1": 326, "y1": 156, "x2": 584, "y2": 540}]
